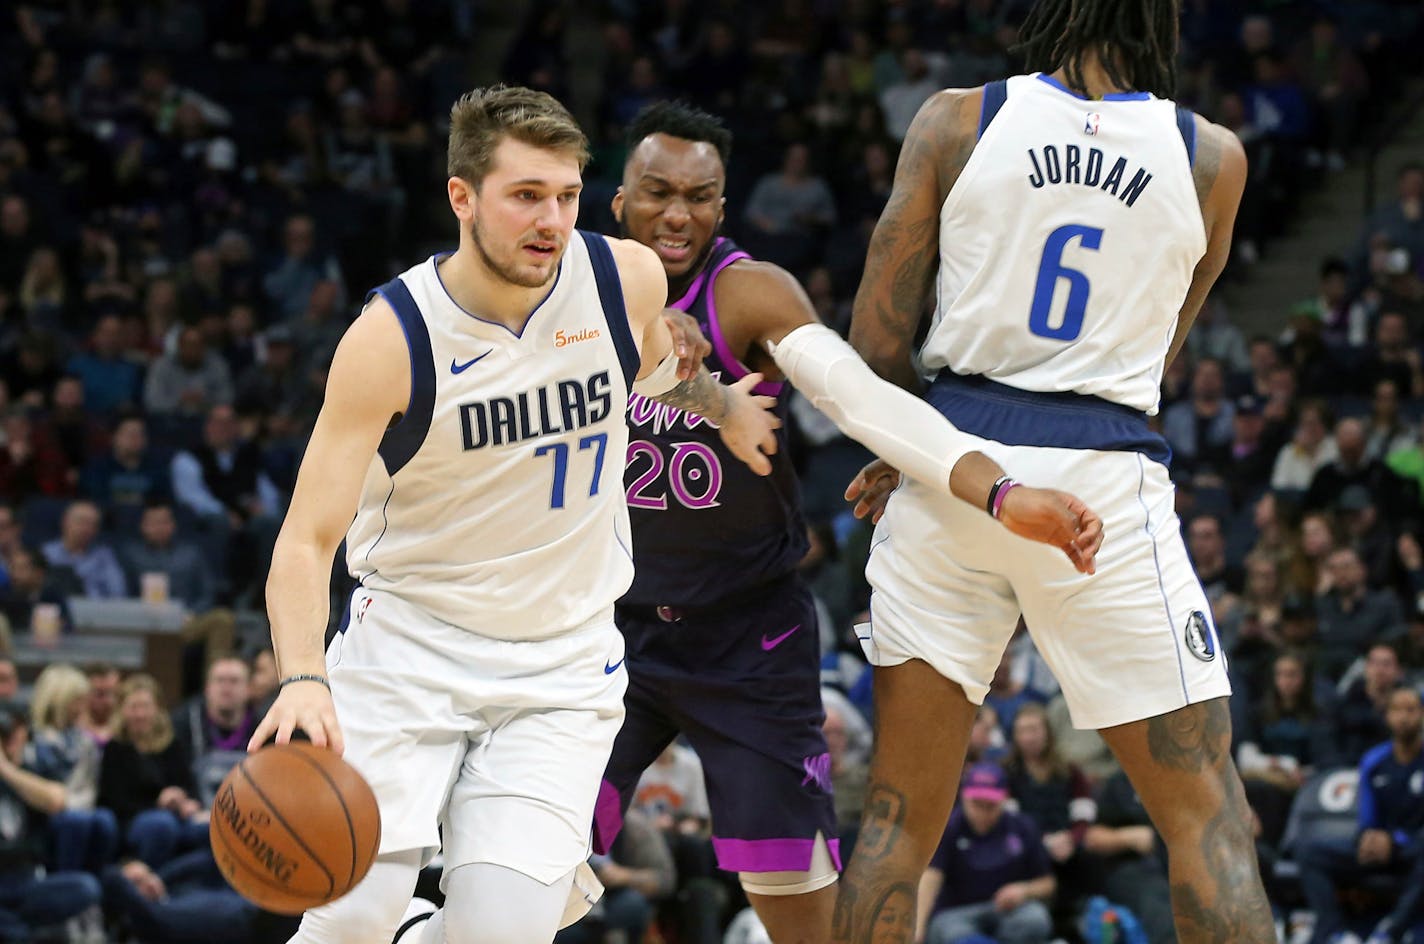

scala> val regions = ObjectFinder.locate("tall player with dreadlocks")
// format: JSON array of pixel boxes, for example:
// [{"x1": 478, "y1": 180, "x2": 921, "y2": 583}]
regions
[{"x1": 832, "y1": 1, "x2": 1264, "y2": 942}]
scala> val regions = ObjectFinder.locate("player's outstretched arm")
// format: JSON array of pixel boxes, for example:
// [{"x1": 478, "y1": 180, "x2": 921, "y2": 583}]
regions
[
  {"x1": 1165, "y1": 118, "x2": 1248, "y2": 369},
  {"x1": 248, "y1": 298, "x2": 410, "y2": 754},
  {"x1": 607, "y1": 235, "x2": 781, "y2": 475}
]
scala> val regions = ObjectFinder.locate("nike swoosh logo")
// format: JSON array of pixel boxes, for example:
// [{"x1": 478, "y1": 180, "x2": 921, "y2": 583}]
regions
[
  {"x1": 761, "y1": 625, "x2": 801, "y2": 651},
  {"x1": 451, "y1": 351, "x2": 492, "y2": 374},
  {"x1": 604, "y1": 658, "x2": 624, "y2": 675}
]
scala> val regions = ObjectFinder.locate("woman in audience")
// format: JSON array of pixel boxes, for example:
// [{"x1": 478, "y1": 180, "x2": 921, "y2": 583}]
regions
[
  {"x1": 1235, "y1": 650, "x2": 1332, "y2": 849},
  {"x1": 27, "y1": 663, "x2": 119, "y2": 874},
  {"x1": 98, "y1": 674, "x2": 207, "y2": 869}
]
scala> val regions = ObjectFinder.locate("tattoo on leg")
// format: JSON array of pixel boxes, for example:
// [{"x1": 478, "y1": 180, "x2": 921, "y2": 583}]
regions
[
  {"x1": 832, "y1": 885, "x2": 857, "y2": 941},
  {"x1": 855, "y1": 785, "x2": 907, "y2": 862},
  {"x1": 1144, "y1": 698, "x2": 1231, "y2": 773},
  {"x1": 867, "y1": 883, "x2": 917, "y2": 944}
]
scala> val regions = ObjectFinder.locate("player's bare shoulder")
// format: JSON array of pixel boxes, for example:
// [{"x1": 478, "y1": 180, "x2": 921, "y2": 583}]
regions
[
  {"x1": 325, "y1": 293, "x2": 411, "y2": 421},
  {"x1": 904, "y1": 87, "x2": 987, "y2": 199},
  {"x1": 1187, "y1": 114, "x2": 1248, "y2": 208},
  {"x1": 603, "y1": 235, "x2": 669, "y2": 328}
]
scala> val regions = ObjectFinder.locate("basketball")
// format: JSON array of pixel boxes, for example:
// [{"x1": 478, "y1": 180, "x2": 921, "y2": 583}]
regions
[{"x1": 210, "y1": 742, "x2": 382, "y2": 915}]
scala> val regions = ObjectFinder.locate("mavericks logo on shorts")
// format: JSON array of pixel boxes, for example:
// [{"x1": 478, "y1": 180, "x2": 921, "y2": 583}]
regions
[{"x1": 1184, "y1": 610, "x2": 1215, "y2": 662}]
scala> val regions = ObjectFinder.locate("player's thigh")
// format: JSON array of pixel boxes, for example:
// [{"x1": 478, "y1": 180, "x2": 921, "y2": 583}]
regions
[
  {"x1": 863, "y1": 477, "x2": 1023, "y2": 704},
  {"x1": 327, "y1": 591, "x2": 472, "y2": 859},
  {"x1": 1011, "y1": 450, "x2": 1231, "y2": 730},
  {"x1": 443, "y1": 624, "x2": 627, "y2": 885}
]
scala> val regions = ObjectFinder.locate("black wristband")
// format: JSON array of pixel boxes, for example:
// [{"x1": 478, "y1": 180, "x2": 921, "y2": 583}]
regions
[
  {"x1": 280, "y1": 674, "x2": 330, "y2": 690},
  {"x1": 985, "y1": 475, "x2": 1012, "y2": 516}
]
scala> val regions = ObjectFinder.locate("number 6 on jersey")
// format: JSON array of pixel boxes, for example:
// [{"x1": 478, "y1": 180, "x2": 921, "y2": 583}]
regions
[{"x1": 1027, "y1": 223, "x2": 1104, "y2": 342}]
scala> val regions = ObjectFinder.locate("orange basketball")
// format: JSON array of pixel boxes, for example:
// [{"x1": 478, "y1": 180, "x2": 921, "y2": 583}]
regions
[{"x1": 210, "y1": 742, "x2": 381, "y2": 915}]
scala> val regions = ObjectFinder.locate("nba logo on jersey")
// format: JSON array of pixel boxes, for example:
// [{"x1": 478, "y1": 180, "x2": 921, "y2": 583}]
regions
[
  {"x1": 356, "y1": 595, "x2": 373, "y2": 624},
  {"x1": 1084, "y1": 112, "x2": 1102, "y2": 135}
]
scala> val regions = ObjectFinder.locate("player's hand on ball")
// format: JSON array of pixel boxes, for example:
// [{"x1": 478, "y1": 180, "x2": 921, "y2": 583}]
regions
[
  {"x1": 248, "y1": 678, "x2": 344, "y2": 755},
  {"x1": 719, "y1": 373, "x2": 781, "y2": 476},
  {"x1": 845, "y1": 459, "x2": 902, "y2": 523},
  {"x1": 998, "y1": 487, "x2": 1103, "y2": 575},
  {"x1": 661, "y1": 308, "x2": 712, "y2": 381}
]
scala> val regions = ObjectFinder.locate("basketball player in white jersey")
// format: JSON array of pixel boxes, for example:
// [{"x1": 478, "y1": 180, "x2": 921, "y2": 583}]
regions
[
  {"x1": 241, "y1": 86, "x2": 793, "y2": 944},
  {"x1": 830, "y1": 2, "x2": 1271, "y2": 943}
]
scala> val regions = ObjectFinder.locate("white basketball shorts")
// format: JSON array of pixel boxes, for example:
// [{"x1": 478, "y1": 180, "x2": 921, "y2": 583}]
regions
[
  {"x1": 862, "y1": 445, "x2": 1230, "y2": 730},
  {"x1": 327, "y1": 586, "x2": 627, "y2": 884}
]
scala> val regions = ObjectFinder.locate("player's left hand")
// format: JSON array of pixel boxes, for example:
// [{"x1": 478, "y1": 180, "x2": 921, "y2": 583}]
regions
[
  {"x1": 718, "y1": 373, "x2": 781, "y2": 476},
  {"x1": 661, "y1": 308, "x2": 712, "y2": 381},
  {"x1": 844, "y1": 458, "x2": 902, "y2": 523},
  {"x1": 998, "y1": 486, "x2": 1104, "y2": 575}
]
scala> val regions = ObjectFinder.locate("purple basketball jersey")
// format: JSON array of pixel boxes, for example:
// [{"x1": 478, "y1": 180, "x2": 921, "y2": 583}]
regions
[{"x1": 622, "y1": 238, "x2": 808, "y2": 606}]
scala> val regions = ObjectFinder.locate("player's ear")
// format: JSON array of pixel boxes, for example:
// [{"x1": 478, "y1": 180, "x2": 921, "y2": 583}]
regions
[
  {"x1": 717, "y1": 196, "x2": 726, "y2": 228},
  {"x1": 448, "y1": 176, "x2": 476, "y2": 223},
  {"x1": 611, "y1": 187, "x2": 625, "y2": 223}
]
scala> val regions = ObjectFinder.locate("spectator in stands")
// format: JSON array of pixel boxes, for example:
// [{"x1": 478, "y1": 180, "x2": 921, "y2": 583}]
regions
[
  {"x1": 1331, "y1": 643, "x2": 1406, "y2": 766},
  {"x1": 1163, "y1": 357, "x2": 1235, "y2": 475},
  {"x1": 1238, "y1": 335, "x2": 1280, "y2": 400},
  {"x1": 82, "y1": 415, "x2": 172, "y2": 521},
  {"x1": 235, "y1": 325, "x2": 306, "y2": 419},
  {"x1": 1224, "y1": 394, "x2": 1284, "y2": 507},
  {"x1": 0, "y1": 700, "x2": 104, "y2": 942},
  {"x1": 0, "y1": 505, "x2": 20, "y2": 568},
  {"x1": 1358, "y1": 310, "x2": 1424, "y2": 398},
  {"x1": 171, "y1": 655, "x2": 254, "y2": 808},
  {"x1": 1337, "y1": 485, "x2": 1396, "y2": 589},
  {"x1": 1219, "y1": 552, "x2": 1288, "y2": 691},
  {"x1": 101, "y1": 847, "x2": 257, "y2": 944},
  {"x1": 120, "y1": 502, "x2": 213, "y2": 613},
  {"x1": 1299, "y1": 510, "x2": 1342, "y2": 596},
  {"x1": 80, "y1": 662, "x2": 120, "y2": 747},
  {"x1": 743, "y1": 143, "x2": 836, "y2": 273},
  {"x1": 39, "y1": 377, "x2": 109, "y2": 481},
  {"x1": 27, "y1": 664, "x2": 117, "y2": 878},
  {"x1": 0, "y1": 546, "x2": 77, "y2": 634},
  {"x1": 1298, "y1": 257, "x2": 1369, "y2": 351},
  {"x1": 262, "y1": 213, "x2": 345, "y2": 321},
  {"x1": 289, "y1": 279, "x2": 347, "y2": 376},
  {"x1": 0, "y1": 407, "x2": 73, "y2": 502},
  {"x1": 1306, "y1": 417, "x2": 1418, "y2": 527},
  {"x1": 1386, "y1": 411, "x2": 1424, "y2": 502},
  {"x1": 1357, "y1": 163, "x2": 1424, "y2": 282},
  {"x1": 1080, "y1": 770, "x2": 1175, "y2": 944},
  {"x1": 1187, "y1": 513, "x2": 1244, "y2": 611},
  {"x1": 1299, "y1": 685, "x2": 1423, "y2": 944},
  {"x1": 142, "y1": 325, "x2": 235, "y2": 418},
  {"x1": 824, "y1": 702, "x2": 869, "y2": 844},
  {"x1": 3, "y1": 332, "x2": 65, "y2": 409},
  {"x1": 983, "y1": 648, "x2": 1047, "y2": 739},
  {"x1": 1316, "y1": 548, "x2": 1405, "y2": 682},
  {"x1": 98, "y1": 675, "x2": 206, "y2": 869},
  {"x1": 41, "y1": 500, "x2": 124, "y2": 600},
  {"x1": 1366, "y1": 378, "x2": 1416, "y2": 461},
  {"x1": 63, "y1": 317, "x2": 140, "y2": 421},
  {"x1": 916, "y1": 763, "x2": 1055, "y2": 944},
  {"x1": 1236, "y1": 650, "x2": 1332, "y2": 849},
  {"x1": 1187, "y1": 297, "x2": 1251, "y2": 375},
  {"x1": 248, "y1": 648, "x2": 277, "y2": 706},
  {"x1": 1002, "y1": 703, "x2": 1094, "y2": 875},
  {"x1": 1273, "y1": 400, "x2": 1339, "y2": 493},
  {"x1": 966, "y1": 705, "x2": 1007, "y2": 766}
]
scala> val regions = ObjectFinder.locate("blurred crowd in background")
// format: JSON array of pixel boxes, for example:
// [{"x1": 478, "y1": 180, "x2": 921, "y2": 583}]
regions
[{"x1": 1, "y1": 1, "x2": 1423, "y2": 942}]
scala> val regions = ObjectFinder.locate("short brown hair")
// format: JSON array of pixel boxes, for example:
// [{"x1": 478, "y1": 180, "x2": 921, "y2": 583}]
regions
[{"x1": 447, "y1": 85, "x2": 589, "y2": 186}]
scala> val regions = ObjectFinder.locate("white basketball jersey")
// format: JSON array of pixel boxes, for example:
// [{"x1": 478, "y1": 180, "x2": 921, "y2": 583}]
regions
[
  {"x1": 920, "y1": 73, "x2": 1206, "y2": 415},
  {"x1": 345, "y1": 232, "x2": 639, "y2": 640}
]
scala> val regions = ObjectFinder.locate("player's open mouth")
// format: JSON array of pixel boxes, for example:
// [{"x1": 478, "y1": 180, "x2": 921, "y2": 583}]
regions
[
  {"x1": 654, "y1": 237, "x2": 691, "y2": 262},
  {"x1": 523, "y1": 242, "x2": 557, "y2": 259}
]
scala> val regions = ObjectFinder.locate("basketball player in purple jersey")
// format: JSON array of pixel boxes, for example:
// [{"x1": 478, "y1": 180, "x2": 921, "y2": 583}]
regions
[{"x1": 592, "y1": 102, "x2": 1105, "y2": 944}]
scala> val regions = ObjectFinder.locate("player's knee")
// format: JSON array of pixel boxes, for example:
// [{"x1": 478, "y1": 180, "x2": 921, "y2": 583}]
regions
[
  {"x1": 439, "y1": 862, "x2": 572, "y2": 944},
  {"x1": 292, "y1": 852, "x2": 421, "y2": 944},
  {"x1": 737, "y1": 832, "x2": 839, "y2": 897}
]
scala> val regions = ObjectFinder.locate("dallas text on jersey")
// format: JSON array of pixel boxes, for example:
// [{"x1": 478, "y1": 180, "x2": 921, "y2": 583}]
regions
[{"x1": 460, "y1": 370, "x2": 614, "y2": 450}]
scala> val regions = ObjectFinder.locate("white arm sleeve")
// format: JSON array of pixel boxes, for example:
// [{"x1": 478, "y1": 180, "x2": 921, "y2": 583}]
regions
[
  {"x1": 632, "y1": 349, "x2": 681, "y2": 397},
  {"x1": 768, "y1": 323, "x2": 986, "y2": 492}
]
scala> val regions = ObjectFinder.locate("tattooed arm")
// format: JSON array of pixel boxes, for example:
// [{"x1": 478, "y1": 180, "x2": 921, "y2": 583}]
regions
[
  {"x1": 1165, "y1": 118, "x2": 1248, "y2": 369},
  {"x1": 849, "y1": 90, "x2": 976, "y2": 391},
  {"x1": 609, "y1": 234, "x2": 781, "y2": 474}
]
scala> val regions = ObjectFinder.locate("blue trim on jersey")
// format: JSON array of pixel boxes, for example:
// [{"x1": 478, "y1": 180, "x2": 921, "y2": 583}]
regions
[
  {"x1": 926, "y1": 371, "x2": 1173, "y2": 465},
  {"x1": 1137, "y1": 454, "x2": 1191, "y2": 704},
  {"x1": 1176, "y1": 107, "x2": 1197, "y2": 167},
  {"x1": 1036, "y1": 73, "x2": 1152, "y2": 102},
  {"x1": 978, "y1": 80, "x2": 1009, "y2": 139},
  {"x1": 369, "y1": 278, "x2": 435, "y2": 476},
  {"x1": 580, "y1": 230, "x2": 640, "y2": 389},
  {"x1": 431, "y1": 250, "x2": 563, "y2": 339}
]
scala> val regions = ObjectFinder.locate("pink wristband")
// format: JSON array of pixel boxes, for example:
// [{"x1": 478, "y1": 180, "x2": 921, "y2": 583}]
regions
[{"x1": 991, "y1": 480, "x2": 1020, "y2": 519}]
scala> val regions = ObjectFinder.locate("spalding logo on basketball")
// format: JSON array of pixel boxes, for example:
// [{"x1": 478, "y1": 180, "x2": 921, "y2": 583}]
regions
[{"x1": 210, "y1": 742, "x2": 381, "y2": 915}]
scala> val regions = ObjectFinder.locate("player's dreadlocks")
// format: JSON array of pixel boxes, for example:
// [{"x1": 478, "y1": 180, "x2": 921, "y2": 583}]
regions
[{"x1": 1014, "y1": 0, "x2": 1180, "y2": 99}]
